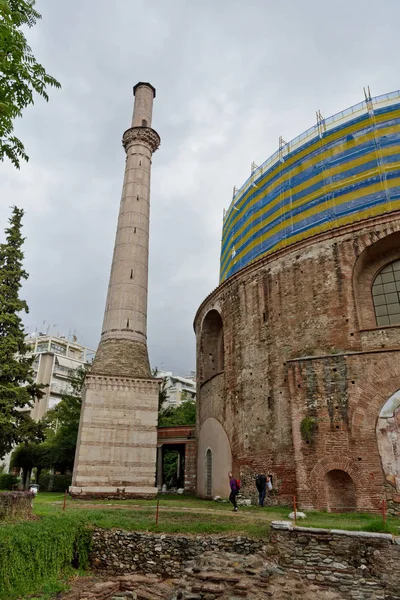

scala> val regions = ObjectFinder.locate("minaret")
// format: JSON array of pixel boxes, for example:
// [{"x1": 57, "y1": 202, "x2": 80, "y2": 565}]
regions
[{"x1": 70, "y1": 83, "x2": 160, "y2": 498}]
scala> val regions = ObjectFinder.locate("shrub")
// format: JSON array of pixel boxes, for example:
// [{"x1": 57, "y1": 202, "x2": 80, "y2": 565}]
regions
[
  {"x1": 0, "y1": 473, "x2": 19, "y2": 490},
  {"x1": 300, "y1": 416, "x2": 318, "y2": 444},
  {"x1": 38, "y1": 473, "x2": 72, "y2": 492},
  {"x1": 0, "y1": 515, "x2": 91, "y2": 600}
]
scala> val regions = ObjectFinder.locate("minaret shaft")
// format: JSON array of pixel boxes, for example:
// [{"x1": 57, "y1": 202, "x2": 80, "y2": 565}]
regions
[
  {"x1": 91, "y1": 84, "x2": 160, "y2": 378},
  {"x1": 102, "y1": 141, "x2": 151, "y2": 342}
]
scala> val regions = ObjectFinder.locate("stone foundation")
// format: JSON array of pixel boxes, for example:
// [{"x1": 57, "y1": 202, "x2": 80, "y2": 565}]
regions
[
  {"x1": 69, "y1": 490, "x2": 156, "y2": 500},
  {"x1": 88, "y1": 524, "x2": 400, "y2": 599}
]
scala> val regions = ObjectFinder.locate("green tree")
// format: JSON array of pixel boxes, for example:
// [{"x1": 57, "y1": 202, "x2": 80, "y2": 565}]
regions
[
  {"x1": 10, "y1": 365, "x2": 85, "y2": 486},
  {"x1": 41, "y1": 365, "x2": 86, "y2": 473},
  {"x1": 0, "y1": 206, "x2": 44, "y2": 460},
  {"x1": 152, "y1": 366, "x2": 168, "y2": 411},
  {"x1": 9, "y1": 440, "x2": 39, "y2": 487},
  {"x1": 158, "y1": 399, "x2": 196, "y2": 427},
  {"x1": 163, "y1": 449, "x2": 179, "y2": 487},
  {"x1": 0, "y1": 0, "x2": 61, "y2": 167}
]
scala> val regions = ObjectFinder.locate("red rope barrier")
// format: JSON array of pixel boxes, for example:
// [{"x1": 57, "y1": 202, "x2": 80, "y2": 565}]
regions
[
  {"x1": 382, "y1": 499, "x2": 387, "y2": 527},
  {"x1": 156, "y1": 499, "x2": 160, "y2": 525}
]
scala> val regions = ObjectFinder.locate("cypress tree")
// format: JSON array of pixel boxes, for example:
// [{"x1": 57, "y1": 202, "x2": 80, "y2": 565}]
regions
[{"x1": 0, "y1": 206, "x2": 44, "y2": 460}]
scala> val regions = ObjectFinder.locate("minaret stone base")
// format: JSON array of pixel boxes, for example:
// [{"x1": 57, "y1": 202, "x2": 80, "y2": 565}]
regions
[{"x1": 70, "y1": 374, "x2": 158, "y2": 498}]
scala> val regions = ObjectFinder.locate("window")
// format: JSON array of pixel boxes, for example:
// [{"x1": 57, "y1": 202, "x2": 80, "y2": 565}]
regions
[
  {"x1": 48, "y1": 396, "x2": 60, "y2": 409},
  {"x1": 50, "y1": 342, "x2": 66, "y2": 355},
  {"x1": 206, "y1": 449, "x2": 212, "y2": 497},
  {"x1": 37, "y1": 342, "x2": 49, "y2": 353},
  {"x1": 372, "y1": 260, "x2": 400, "y2": 326}
]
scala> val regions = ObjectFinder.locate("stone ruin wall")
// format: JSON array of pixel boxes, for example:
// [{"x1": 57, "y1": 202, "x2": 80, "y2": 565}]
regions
[
  {"x1": 195, "y1": 215, "x2": 400, "y2": 512},
  {"x1": 86, "y1": 525, "x2": 400, "y2": 599}
]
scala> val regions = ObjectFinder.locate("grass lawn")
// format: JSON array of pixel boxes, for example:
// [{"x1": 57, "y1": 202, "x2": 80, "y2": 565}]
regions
[
  {"x1": 32, "y1": 492, "x2": 400, "y2": 536},
  {"x1": 1, "y1": 492, "x2": 399, "y2": 600}
]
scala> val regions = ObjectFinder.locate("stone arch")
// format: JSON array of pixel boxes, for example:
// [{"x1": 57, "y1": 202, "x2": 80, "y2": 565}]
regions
[
  {"x1": 349, "y1": 370, "x2": 400, "y2": 511},
  {"x1": 376, "y1": 390, "x2": 400, "y2": 492},
  {"x1": 350, "y1": 370, "x2": 400, "y2": 437},
  {"x1": 197, "y1": 417, "x2": 231, "y2": 498},
  {"x1": 200, "y1": 310, "x2": 224, "y2": 383},
  {"x1": 309, "y1": 455, "x2": 363, "y2": 511},
  {"x1": 325, "y1": 470, "x2": 356, "y2": 512},
  {"x1": 353, "y1": 230, "x2": 400, "y2": 329}
]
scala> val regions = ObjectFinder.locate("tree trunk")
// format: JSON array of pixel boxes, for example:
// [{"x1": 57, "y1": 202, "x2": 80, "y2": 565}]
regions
[{"x1": 22, "y1": 468, "x2": 31, "y2": 490}]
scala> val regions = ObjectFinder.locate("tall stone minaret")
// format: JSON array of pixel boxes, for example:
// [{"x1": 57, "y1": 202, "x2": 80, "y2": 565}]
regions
[{"x1": 70, "y1": 83, "x2": 160, "y2": 498}]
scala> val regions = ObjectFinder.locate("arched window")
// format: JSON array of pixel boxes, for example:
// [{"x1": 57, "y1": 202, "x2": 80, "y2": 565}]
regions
[
  {"x1": 142, "y1": 119, "x2": 148, "y2": 127},
  {"x1": 372, "y1": 260, "x2": 400, "y2": 326},
  {"x1": 200, "y1": 310, "x2": 224, "y2": 382},
  {"x1": 206, "y1": 449, "x2": 213, "y2": 497}
]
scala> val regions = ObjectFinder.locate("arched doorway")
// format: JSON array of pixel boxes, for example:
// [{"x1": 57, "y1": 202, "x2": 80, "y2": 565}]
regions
[
  {"x1": 325, "y1": 470, "x2": 356, "y2": 512},
  {"x1": 206, "y1": 449, "x2": 213, "y2": 497},
  {"x1": 197, "y1": 417, "x2": 231, "y2": 498}
]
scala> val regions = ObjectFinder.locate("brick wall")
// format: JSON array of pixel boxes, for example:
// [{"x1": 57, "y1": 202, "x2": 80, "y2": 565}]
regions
[
  {"x1": 195, "y1": 215, "x2": 400, "y2": 511},
  {"x1": 184, "y1": 441, "x2": 197, "y2": 493}
]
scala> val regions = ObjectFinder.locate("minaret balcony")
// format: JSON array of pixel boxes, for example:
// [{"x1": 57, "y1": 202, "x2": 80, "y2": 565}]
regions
[{"x1": 122, "y1": 126, "x2": 160, "y2": 153}]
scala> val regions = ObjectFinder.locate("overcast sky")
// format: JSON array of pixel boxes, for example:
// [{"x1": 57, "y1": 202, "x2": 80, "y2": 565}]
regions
[{"x1": 1, "y1": 0, "x2": 399, "y2": 374}]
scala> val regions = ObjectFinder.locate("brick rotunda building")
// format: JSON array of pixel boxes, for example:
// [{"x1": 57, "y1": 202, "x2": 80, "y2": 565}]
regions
[{"x1": 194, "y1": 90, "x2": 400, "y2": 514}]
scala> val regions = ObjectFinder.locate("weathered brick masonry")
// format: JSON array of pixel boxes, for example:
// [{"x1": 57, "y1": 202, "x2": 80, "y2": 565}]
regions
[{"x1": 195, "y1": 215, "x2": 400, "y2": 512}]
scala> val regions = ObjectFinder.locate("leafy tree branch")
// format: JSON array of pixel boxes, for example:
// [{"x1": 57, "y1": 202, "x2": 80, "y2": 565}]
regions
[{"x1": 0, "y1": 0, "x2": 61, "y2": 167}]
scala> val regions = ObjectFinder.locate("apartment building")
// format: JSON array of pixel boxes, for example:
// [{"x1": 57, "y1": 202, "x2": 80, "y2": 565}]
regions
[
  {"x1": 25, "y1": 334, "x2": 95, "y2": 420},
  {"x1": 158, "y1": 371, "x2": 196, "y2": 408}
]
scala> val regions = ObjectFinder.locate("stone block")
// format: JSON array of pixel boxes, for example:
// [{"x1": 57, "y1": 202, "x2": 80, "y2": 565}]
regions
[{"x1": 288, "y1": 511, "x2": 307, "y2": 520}]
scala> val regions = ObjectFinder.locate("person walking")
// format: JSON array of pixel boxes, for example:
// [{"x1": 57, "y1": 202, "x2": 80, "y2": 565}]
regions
[
  {"x1": 255, "y1": 473, "x2": 267, "y2": 507},
  {"x1": 228, "y1": 471, "x2": 239, "y2": 512}
]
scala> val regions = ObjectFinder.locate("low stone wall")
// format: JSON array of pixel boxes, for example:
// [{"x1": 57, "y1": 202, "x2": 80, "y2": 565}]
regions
[
  {"x1": 270, "y1": 521, "x2": 400, "y2": 599},
  {"x1": 90, "y1": 525, "x2": 400, "y2": 599},
  {"x1": 388, "y1": 497, "x2": 400, "y2": 517},
  {"x1": 91, "y1": 529, "x2": 264, "y2": 577},
  {"x1": 0, "y1": 491, "x2": 33, "y2": 520}
]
